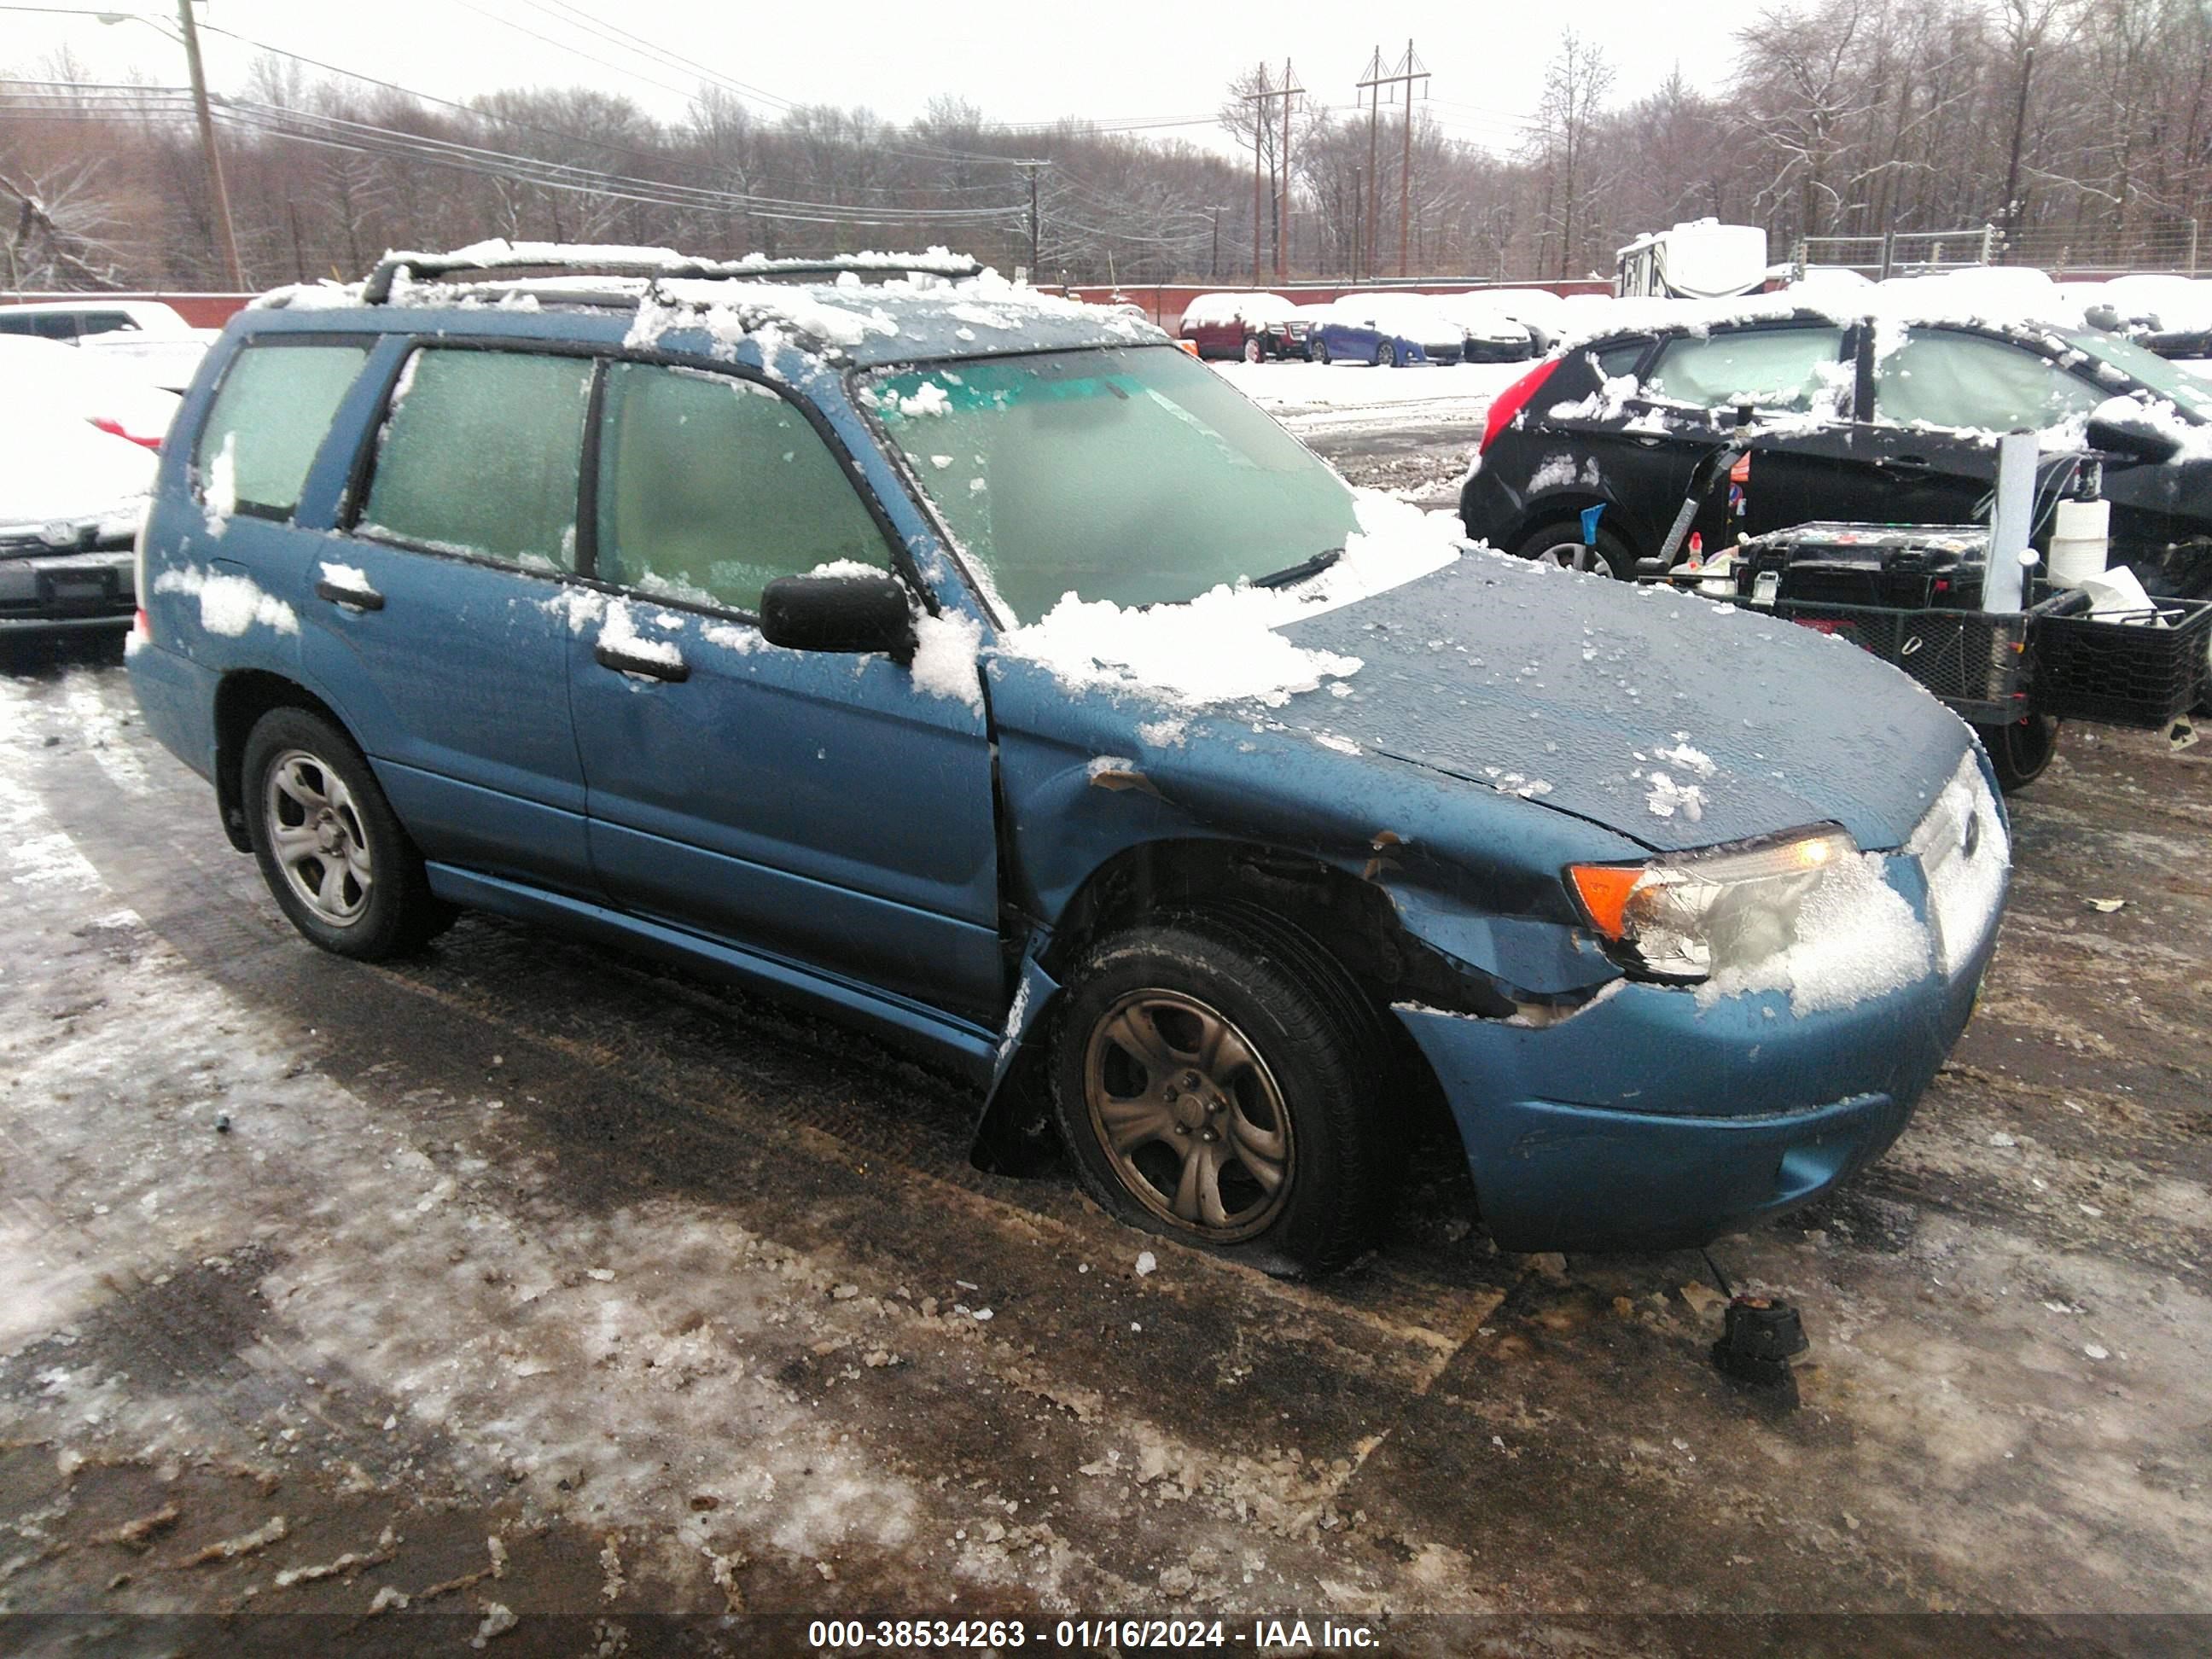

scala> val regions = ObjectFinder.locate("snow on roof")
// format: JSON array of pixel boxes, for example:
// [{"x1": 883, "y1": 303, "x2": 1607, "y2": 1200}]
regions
[{"x1": 256, "y1": 250, "x2": 1163, "y2": 368}]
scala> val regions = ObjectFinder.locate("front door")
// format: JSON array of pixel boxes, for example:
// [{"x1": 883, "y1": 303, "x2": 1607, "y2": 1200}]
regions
[{"x1": 565, "y1": 360, "x2": 1003, "y2": 1027}]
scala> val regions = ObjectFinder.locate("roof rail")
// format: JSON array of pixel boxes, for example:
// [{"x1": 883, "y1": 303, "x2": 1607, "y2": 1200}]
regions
[{"x1": 362, "y1": 240, "x2": 982, "y2": 305}]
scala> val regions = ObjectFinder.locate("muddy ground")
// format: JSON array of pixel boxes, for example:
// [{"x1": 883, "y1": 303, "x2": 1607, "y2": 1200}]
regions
[{"x1": 1, "y1": 561, "x2": 2208, "y2": 1655}]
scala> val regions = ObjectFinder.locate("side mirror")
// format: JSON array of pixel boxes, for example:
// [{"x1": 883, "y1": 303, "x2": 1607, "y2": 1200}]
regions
[
  {"x1": 2085, "y1": 411, "x2": 2180, "y2": 465},
  {"x1": 759, "y1": 572, "x2": 917, "y2": 664}
]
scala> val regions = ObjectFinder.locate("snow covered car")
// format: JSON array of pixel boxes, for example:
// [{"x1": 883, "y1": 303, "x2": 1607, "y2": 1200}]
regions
[
  {"x1": 0, "y1": 337, "x2": 178, "y2": 632},
  {"x1": 1176, "y1": 291, "x2": 1313, "y2": 362},
  {"x1": 0, "y1": 297, "x2": 214, "y2": 393},
  {"x1": 1312, "y1": 294, "x2": 1464, "y2": 366},
  {"x1": 1462, "y1": 294, "x2": 2212, "y2": 602},
  {"x1": 1433, "y1": 292, "x2": 1540, "y2": 363},
  {"x1": 130, "y1": 240, "x2": 2009, "y2": 1275}
]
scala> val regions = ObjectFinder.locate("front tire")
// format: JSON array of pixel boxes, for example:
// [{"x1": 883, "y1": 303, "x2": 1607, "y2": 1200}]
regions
[
  {"x1": 1051, "y1": 915, "x2": 1388, "y2": 1278},
  {"x1": 242, "y1": 706, "x2": 451, "y2": 959},
  {"x1": 1975, "y1": 713, "x2": 2061, "y2": 794},
  {"x1": 1372, "y1": 342, "x2": 1393, "y2": 368}
]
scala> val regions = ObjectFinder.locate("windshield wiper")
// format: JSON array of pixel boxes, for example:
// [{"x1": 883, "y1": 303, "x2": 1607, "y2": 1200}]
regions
[{"x1": 1250, "y1": 547, "x2": 1343, "y2": 589}]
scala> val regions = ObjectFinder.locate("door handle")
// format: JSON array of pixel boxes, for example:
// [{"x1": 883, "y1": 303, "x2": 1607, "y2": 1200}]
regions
[
  {"x1": 594, "y1": 642, "x2": 690, "y2": 683},
  {"x1": 1885, "y1": 454, "x2": 1936, "y2": 473},
  {"x1": 313, "y1": 579, "x2": 384, "y2": 611}
]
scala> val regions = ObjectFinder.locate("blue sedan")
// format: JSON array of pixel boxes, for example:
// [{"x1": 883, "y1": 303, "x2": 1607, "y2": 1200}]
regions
[{"x1": 1312, "y1": 295, "x2": 1464, "y2": 366}]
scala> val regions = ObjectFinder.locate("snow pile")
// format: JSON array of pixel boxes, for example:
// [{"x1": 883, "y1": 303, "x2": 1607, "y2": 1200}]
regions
[
  {"x1": 1548, "y1": 372, "x2": 1641, "y2": 422},
  {"x1": 1644, "y1": 771, "x2": 1706, "y2": 823},
  {"x1": 1907, "y1": 748, "x2": 2010, "y2": 976},
  {"x1": 997, "y1": 492, "x2": 1461, "y2": 710},
  {"x1": 539, "y1": 585, "x2": 608, "y2": 635},
  {"x1": 1698, "y1": 850, "x2": 1933, "y2": 1016},
  {"x1": 910, "y1": 608, "x2": 984, "y2": 712},
  {"x1": 152, "y1": 565, "x2": 298, "y2": 637},
  {"x1": 317, "y1": 560, "x2": 370, "y2": 591},
  {"x1": 597, "y1": 598, "x2": 684, "y2": 673},
  {"x1": 1654, "y1": 736, "x2": 1716, "y2": 777},
  {"x1": 202, "y1": 433, "x2": 237, "y2": 536},
  {"x1": 894, "y1": 383, "x2": 951, "y2": 418}
]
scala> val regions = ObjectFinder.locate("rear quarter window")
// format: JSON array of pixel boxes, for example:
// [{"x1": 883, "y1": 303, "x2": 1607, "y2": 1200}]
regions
[
  {"x1": 195, "y1": 341, "x2": 371, "y2": 519},
  {"x1": 1644, "y1": 326, "x2": 1848, "y2": 412}
]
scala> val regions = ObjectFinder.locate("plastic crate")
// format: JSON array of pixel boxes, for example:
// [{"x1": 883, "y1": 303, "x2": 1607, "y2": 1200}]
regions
[
  {"x1": 1774, "y1": 601, "x2": 2029, "y2": 719},
  {"x1": 2029, "y1": 598, "x2": 2212, "y2": 728}
]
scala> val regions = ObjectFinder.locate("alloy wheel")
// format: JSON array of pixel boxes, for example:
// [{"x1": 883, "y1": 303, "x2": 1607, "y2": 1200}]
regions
[
  {"x1": 263, "y1": 748, "x2": 373, "y2": 927},
  {"x1": 1082, "y1": 988, "x2": 1294, "y2": 1241}
]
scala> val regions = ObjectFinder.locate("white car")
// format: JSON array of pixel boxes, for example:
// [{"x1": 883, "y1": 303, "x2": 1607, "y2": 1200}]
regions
[
  {"x1": 0, "y1": 336, "x2": 176, "y2": 632},
  {"x1": 0, "y1": 298, "x2": 215, "y2": 392}
]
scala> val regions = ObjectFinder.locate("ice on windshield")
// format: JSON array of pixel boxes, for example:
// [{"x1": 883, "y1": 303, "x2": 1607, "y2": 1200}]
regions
[{"x1": 868, "y1": 346, "x2": 1359, "y2": 623}]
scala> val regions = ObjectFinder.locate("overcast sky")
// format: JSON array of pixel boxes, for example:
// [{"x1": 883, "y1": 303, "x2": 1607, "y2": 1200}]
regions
[{"x1": 8, "y1": 1, "x2": 1732, "y2": 155}]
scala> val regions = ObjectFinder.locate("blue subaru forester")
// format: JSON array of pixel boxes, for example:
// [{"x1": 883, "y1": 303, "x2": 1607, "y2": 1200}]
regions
[{"x1": 129, "y1": 242, "x2": 2010, "y2": 1276}]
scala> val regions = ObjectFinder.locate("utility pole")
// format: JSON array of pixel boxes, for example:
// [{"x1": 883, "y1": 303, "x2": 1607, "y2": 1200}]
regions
[
  {"x1": 1247, "y1": 61, "x2": 1269, "y2": 288},
  {"x1": 2000, "y1": 44, "x2": 2034, "y2": 242},
  {"x1": 1351, "y1": 168, "x2": 1362, "y2": 282},
  {"x1": 1359, "y1": 46, "x2": 1382, "y2": 281},
  {"x1": 1359, "y1": 42, "x2": 1428, "y2": 280},
  {"x1": 176, "y1": 0, "x2": 242, "y2": 289},
  {"x1": 1015, "y1": 160, "x2": 1048, "y2": 278},
  {"x1": 1277, "y1": 59, "x2": 1301, "y2": 284}
]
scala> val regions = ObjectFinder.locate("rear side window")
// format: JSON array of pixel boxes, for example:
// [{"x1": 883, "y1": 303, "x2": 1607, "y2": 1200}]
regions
[
  {"x1": 1873, "y1": 329, "x2": 2106, "y2": 432},
  {"x1": 195, "y1": 342, "x2": 370, "y2": 519},
  {"x1": 1644, "y1": 326, "x2": 1848, "y2": 411},
  {"x1": 360, "y1": 349, "x2": 592, "y2": 571},
  {"x1": 594, "y1": 362, "x2": 887, "y2": 612},
  {"x1": 78, "y1": 312, "x2": 137, "y2": 337}
]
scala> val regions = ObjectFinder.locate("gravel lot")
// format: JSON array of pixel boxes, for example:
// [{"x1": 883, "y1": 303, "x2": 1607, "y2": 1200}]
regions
[{"x1": 2, "y1": 512, "x2": 2208, "y2": 1650}]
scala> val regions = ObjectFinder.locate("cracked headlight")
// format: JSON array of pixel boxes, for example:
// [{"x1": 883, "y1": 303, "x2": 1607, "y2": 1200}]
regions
[{"x1": 1566, "y1": 828, "x2": 1856, "y2": 982}]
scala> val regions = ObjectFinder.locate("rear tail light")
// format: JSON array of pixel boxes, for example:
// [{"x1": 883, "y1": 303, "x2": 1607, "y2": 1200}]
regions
[
  {"x1": 1480, "y1": 356, "x2": 1561, "y2": 453},
  {"x1": 90, "y1": 416, "x2": 163, "y2": 451}
]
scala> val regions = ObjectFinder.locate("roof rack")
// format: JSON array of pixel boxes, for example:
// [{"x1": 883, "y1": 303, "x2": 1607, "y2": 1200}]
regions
[{"x1": 362, "y1": 240, "x2": 982, "y2": 305}]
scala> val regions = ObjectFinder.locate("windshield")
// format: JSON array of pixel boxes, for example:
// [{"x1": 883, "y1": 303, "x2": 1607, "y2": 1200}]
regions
[
  {"x1": 2068, "y1": 329, "x2": 2212, "y2": 420},
  {"x1": 866, "y1": 345, "x2": 1359, "y2": 621}
]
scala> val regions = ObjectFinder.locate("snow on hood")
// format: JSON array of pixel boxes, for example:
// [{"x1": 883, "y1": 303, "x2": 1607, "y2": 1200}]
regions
[
  {"x1": 1267, "y1": 550, "x2": 1976, "y2": 855},
  {"x1": 993, "y1": 492, "x2": 1461, "y2": 708}
]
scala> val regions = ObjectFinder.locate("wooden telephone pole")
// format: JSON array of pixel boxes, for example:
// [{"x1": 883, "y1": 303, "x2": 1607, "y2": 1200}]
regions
[
  {"x1": 1358, "y1": 40, "x2": 1429, "y2": 278},
  {"x1": 1244, "y1": 61, "x2": 1303, "y2": 285}
]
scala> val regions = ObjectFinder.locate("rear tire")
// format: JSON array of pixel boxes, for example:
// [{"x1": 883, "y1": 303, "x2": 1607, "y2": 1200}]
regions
[
  {"x1": 1315, "y1": 339, "x2": 1332, "y2": 365},
  {"x1": 1975, "y1": 713, "x2": 2061, "y2": 794},
  {"x1": 1243, "y1": 336, "x2": 1263, "y2": 364},
  {"x1": 242, "y1": 706, "x2": 452, "y2": 959},
  {"x1": 1512, "y1": 519, "x2": 1633, "y2": 579},
  {"x1": 1051, "y1": 914, "x2": 1390, "y2": 1278}
]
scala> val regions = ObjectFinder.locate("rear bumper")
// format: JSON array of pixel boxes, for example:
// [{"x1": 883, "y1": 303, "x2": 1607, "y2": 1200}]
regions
[
  {"x1": 1397, "y1": 915, "x2": 1995, "y2": 1252},
  {"x1": 125, "y1": 636, "x2": 220, "y2": 784}
]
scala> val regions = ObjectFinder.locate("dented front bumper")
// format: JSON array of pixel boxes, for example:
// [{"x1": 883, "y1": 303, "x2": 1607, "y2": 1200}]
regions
[{"x1": 1395, "y1": 894, "x2": 1997, "y2": 1254}]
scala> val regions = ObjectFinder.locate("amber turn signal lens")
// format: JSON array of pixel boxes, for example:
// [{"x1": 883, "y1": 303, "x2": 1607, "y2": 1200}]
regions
[{"x1": 1568, "y1": 864, "x2": 1644, "y2": 940}]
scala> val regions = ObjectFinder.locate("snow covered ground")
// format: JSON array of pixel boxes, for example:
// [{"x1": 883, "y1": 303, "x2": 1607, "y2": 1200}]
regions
[{"x1": 3, "y1": 621, "x2": 2210, "y2": 1633}]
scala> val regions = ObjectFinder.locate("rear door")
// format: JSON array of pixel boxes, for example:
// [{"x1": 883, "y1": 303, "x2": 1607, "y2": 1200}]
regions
[
  {"x1": 310, "y1": 341, "x2": 598, "y2": 897},
  {"x1": 1634, "y1": 322, "x2": 1857, "y2": 544},
  {"x1": 1853, "y1": 324, "x2": 2111, "y2": 527},
  {"x1": 564, "y1": 359, "x2": 1003, "y2": 1026}
]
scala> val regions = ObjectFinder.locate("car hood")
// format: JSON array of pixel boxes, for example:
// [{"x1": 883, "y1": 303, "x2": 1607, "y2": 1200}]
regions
[{"x1": 1272, "y1": 552, "x2": 1976, "y2": 853}]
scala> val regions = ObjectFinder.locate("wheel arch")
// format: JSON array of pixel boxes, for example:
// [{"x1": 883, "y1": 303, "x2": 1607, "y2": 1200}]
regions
[
  {"x1": 971, "y1": 833, "x2": 1486, "y2": 1175},
  {"x1": 212, "y1": 670, "x2": 352, "y2": 853}
]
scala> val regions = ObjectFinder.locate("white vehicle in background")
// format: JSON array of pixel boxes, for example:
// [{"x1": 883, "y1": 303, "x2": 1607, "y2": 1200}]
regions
[
  {"x1": 1430, "y1": 291, "x2": 1540, "y2": 362},
  {"x1": 0, "y1": 297, "x2": 215, "y2": 392},
  {"x1": 1616, "y1": 219, "x2": 1769, "y2": 300},
  {"x1": 0, "y1": 336, "x2": 177, "y2": 633},
  {"x1": 1475, "y1": 287, "x2": 1569, "y2": 352},
  {"x1": 2091, "y1": 274, "x2": 2212, "y2": 359}
]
